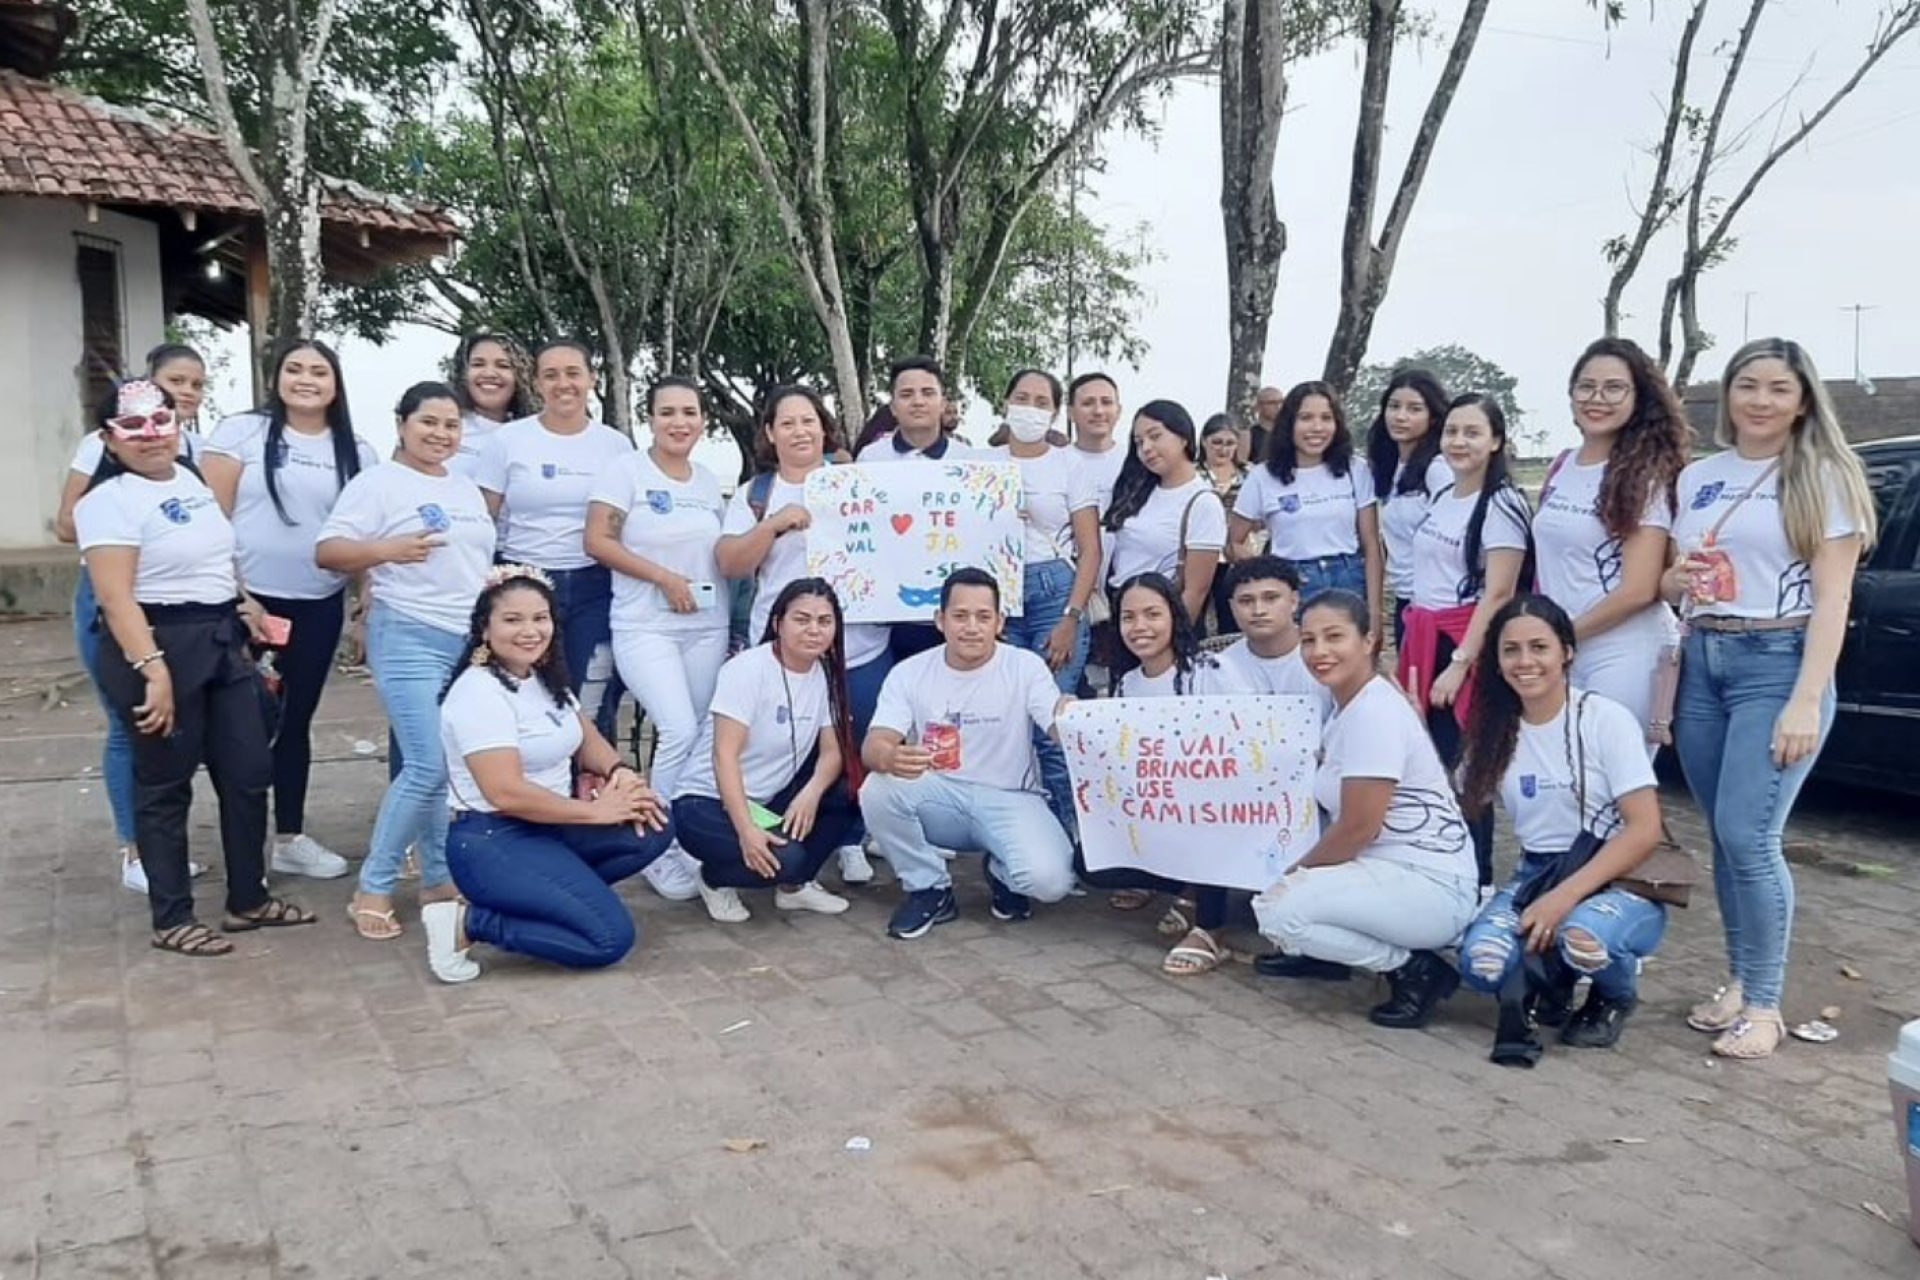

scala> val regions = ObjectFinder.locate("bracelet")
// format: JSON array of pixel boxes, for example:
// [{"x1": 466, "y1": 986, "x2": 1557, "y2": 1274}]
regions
[{"x1": 131, "y1": 650, "x2": 165, "y2": 671}]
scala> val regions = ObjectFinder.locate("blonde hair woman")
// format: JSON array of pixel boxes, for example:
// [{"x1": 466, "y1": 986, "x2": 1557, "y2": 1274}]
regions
[{"x1": 1662, "y1": 338, "x2": 1875, "y2": 1059}]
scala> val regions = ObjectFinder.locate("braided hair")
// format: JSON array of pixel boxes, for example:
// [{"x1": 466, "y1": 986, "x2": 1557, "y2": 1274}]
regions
[{"x1": 759, "y1": 577, "x2": 861, "y2": 789}]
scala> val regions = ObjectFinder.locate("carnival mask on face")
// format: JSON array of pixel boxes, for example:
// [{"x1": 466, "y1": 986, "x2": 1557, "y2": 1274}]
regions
[
  {"x1": 109, "y1": 380, "x2": 178, "y2": 440},
  {"x1": 1004, "y1": 404, "x2": 1054, "y2": 444}
]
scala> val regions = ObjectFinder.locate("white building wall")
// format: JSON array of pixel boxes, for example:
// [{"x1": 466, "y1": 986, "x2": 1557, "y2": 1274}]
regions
[{"x1": 0, "y1": 197, "x2": 165, "y2": 549}]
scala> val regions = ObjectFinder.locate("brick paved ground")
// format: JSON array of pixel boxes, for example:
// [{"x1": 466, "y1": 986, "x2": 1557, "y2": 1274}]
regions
[{"x1": 1, "y1": 616, "x2": 1916, "y2": 1279}]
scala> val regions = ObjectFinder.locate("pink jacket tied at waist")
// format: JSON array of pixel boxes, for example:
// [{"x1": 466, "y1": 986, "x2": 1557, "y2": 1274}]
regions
[{"x1": 1397, "y1": 603, "x2": 1481, "y2": 729}]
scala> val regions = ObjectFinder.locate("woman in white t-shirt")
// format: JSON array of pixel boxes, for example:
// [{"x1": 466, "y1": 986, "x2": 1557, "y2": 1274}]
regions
[
  {"x1": 203, "y1": 339, "x2": 379, "y2": 882},
  {"x1": 1253, "y1": 590, "x2": 1478, "y2": 1030},
  {"x1": 425, "y1": 567, "x2": 676, "y2": 984},
  {"x1": 1397, "y1": 393, "x2": 1534, "y2": 887},
  {"x1": 76, "y1": 379, "x2": 316, "y2": 957},
  {"x1": 1455, "y1": 595, "x2": 1668, "y2": 1066},
  {"x1": 1658, "y1": 339, "x2": 1876, "y2": 1059},
  {"x1": 1532, "y1": 338, "x2": 1690, "y2": 737},
  {"x1": 55, "y1": 343, "x2": 207, "y2": 892},
  {"x1": 1228, "y1": 381, "x2": 1383, "y2": 628},
  {"x1": 316, "y1": 381, "x2": 497, "y2": 940},
  {"x1": 1362, "y1": 369, "x2": 1450, "y2": 646},
  {"x1": 448, "y1": 332, "x2": 532, "y2": 478},
  {"x1": 717, "y1": 386, "x2": 886, "y2": 884},
  {"x1": 1104, "y1": 400, "x2": 1226, "y2": 624},
  {"x1": 673, "y1": 579, "x2": 864, "y2": 923}
]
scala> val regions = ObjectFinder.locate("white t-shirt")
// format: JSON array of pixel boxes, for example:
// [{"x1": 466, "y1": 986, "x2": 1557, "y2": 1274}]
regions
[
  {"x1": 590, "y1": 451, "x2": 728, "y2": 635},
  {"x1": 1501, "y1": 691, "x2": 1658, "y2": 854},
  {"x1": 204, "y1": 412, "x2": 380, "y2": 600},
  {"x1": 720, "y1": 474, "x2": 889, "y2": 667},
  {"x1": 1382, "y1": 454, "x2": 1451, "y2": 598},
  {"x1": 1669, "y1": 451, "x2": 1859, "y2": 621},
  {"x1": 1409, "y1": 483, "x2": 1532, "y2": 609},
  {"x1": 474, "y1": 415, "x2": 635, "y2": 570},
  {"x1": 871, "y1": 645, "x2": 1063, "y2": 793},
  {"x1": 1115, "y1": 658, "x2": 1230, "y2": 698},
  {"x1": 449, "y1": 413, "x2": 506, "y2": 480},
  {"x1": 1210, "y1": 638, "x2": 1336, "y2": 720},
  {"x1": 679, "y1": 644, "x2": 832, "y2": 803},
  {"x1": 1534, "y1": 455, "x2": 1675, "y2": 619},
  {"x1": 1069, "y1": 444, "x2": 1127, "y2": 517},
  {"x1": 74, "y1": 469, "x2": 236, "y2": 605},
  {"x1": 1313, "y1": 677, "x2": 1474, "y2": 879},
  {"x1": 1108, "y1": 477, "x2": 1228, "y2": 587},
  {"x1": 441, "y1": 667, "x2": 583, "y2": 813},
  {"x1": 317, "y1": 462, "x2": 497, "y2": 635},
  {"x1": 855, "y1": 435, "x2": 985, "y2": 463},
  {"x1": 1232, "y1": 460, "x2": 1376, "y2": 560},
  {"x1": 996, "y1": 445, "x2": 1097, "y2": 566},
  {"x1": 70, "y1": 431, "x2": 200, "y2": 475}
]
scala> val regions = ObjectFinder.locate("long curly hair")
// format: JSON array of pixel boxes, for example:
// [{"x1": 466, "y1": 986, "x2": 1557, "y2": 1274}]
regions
[
  {"x1": 449, "y1": 332, "x2": 535, "y2": 421},
  {"x1": 1263, "y1": 381, "x2": 1354, "y2": 484},
  {"x1": 1457, "y1": 594, "x2": 1577, "y2": 818},
  {"x1": 1365, "y1": 368, "x2": 1449, "y2": 501},
  {"x1": 442, "y1": 571, "x2": 574, "y2": 706},
  {"x1": 1567, "y1": 337, "x2": 1690, "y2": 541},
  {"x1": 1109, "y1": 572, "x2": 1214, "y2": 695},
  {"x1": 760, "y1": 577, "x2": 861, "y2": 790}
]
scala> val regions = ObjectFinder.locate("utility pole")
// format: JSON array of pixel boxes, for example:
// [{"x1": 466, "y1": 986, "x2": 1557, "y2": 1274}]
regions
[
  {"x1": 1839, "y1": 303, "x2": 1879, "y2": 394},
  {"x1": 1741, "y1": 291, "x2": 1758, "y2": 342}
]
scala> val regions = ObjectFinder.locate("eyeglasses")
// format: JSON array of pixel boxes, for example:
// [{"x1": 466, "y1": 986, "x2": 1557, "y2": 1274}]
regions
[
  {"x1": 1571, "y1": 381, "x2": 1632, "y2": 406},
  {"x1": 109, "y1": 409, "x2": 179, "y2": 439}
]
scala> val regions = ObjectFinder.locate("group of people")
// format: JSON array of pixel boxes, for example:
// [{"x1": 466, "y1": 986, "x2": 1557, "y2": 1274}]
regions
[{"x1": 61, "y1": 328, "x2": 1876, "y2": 1066}]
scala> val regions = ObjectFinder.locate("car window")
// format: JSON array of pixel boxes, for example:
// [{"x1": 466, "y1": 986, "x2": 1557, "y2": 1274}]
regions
[{"x1": 1863, "y1": 458, "x2": 1919, "y2": 569}]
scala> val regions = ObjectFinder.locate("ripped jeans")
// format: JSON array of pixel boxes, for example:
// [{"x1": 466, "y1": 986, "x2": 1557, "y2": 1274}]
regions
[{"x1": 1458, "y1": 852, "x2": 1667, "y2": 1001}]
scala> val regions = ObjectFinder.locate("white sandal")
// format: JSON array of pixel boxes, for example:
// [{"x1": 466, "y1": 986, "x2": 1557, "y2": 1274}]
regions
[
  {"x1": 1687, "y1": 981, "x2": 1745, "y2": 1032},
  {"x1": 1712, "y1": 1008, "x2": 1785, "y2": 1060}
]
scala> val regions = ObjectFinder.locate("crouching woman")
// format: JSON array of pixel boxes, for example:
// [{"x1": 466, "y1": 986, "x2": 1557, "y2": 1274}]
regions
[
  {"x1": 426, "y1": 566, "x2": 675, "y2": 983},
  {"x1": 1253, "y1": 590, "x2": 1479, "y2": 1029},
  {"x1": 1455, "y1": 595, "x2": 1667, "y2": 1064}
]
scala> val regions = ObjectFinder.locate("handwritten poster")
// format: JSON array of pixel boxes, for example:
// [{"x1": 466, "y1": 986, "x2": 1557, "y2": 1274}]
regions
[
  {"x1": 805, "y1": 461, "x2": 1025, "y2": 622},
  {"x1": 1061, "y1": 695, "x2": 1321, "y2": 892}
]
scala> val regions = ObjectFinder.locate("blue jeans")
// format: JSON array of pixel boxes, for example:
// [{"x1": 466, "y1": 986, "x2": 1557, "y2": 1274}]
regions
[
  {"x1": 999, "y1": 558, "x2": 1088, "y2": 840},
  {"x1": 1292, "y1": 552, "x2": 1366, "y2": 607},
  {"x1": 672, "y1": 762, "x2": 859, "y2": 889},
  {"x1": 860, "y1": 771, "x2": 1075, "y2": 902},
  {"x1": 74, "y1": 569, "x2": 136, "y2": 844},
  {"x1": 1673, "y1": 626, "x2": 1833, "y2": 1009},
  {"x1": 360, "y1": 603, "x2": 465, "y2": 894},
  {"x1": 448, "y1": 812, "x2": 673, "y2": 968},
  {"x1": 1459, "y1": 853, "x2": 1668, "y2": 1000},
  {"x1": 546, "y1": 564, "x2": 616, "y2": 738}
]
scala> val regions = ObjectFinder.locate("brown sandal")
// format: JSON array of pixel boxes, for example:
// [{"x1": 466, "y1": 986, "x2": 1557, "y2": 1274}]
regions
[
  {"x1": 1156, "y1": 897, "x2": 1197, "y2": 937},
  {"x1": 1108, "y1": 888, "x2": 1155, "y2": 912},
  {"x1": 152, "y1": 921, "x2": 234, "y2": 957},
  {"x1": 223, "y1": 897, "x2": 318, "y2": 932}
]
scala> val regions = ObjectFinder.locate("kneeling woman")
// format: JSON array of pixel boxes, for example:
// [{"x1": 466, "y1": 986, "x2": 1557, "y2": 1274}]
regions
[
  {"x1": 673, "y1": 579, "x2": 862, "y2": 922},
  {"x1": 428, "y1": 567, "x2": 675, "y2": 983},
  {"x1": 1254, "y1": 591, "x2": 1478, "y2": 1028},
  {"x1": 1455, "y1": 596, "x2": 1667, "y2": 1064}
]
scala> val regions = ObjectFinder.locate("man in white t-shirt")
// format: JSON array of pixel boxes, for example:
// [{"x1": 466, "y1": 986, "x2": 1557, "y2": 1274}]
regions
[
  {"x1": 861, "y1": 569, "x2": 1076, "y2": 939},
  {"x1": 1211, "y1": 555, "x2": 1336, "y2": 722}
]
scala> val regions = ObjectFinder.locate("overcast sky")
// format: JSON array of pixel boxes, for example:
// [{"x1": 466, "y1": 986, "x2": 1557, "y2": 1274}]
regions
[{"x1": 203, "y1": 1, "x2": 1920, "y2": 470}]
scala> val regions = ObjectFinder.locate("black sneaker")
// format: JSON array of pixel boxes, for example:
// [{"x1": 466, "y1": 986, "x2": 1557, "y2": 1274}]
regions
[
  {"x1": 1254, "y1": 953, "x2": 1352, "y2": 981},
  {"x1": 887, "y1": 887, "x2": 958, "y2": 940},
  {"x1": 982, "y1": 859, "x2": 1031, "y2": 922},
  {"x1": 1559, "y1": 992, "x2": 1637, "y2": 1049},
  {"x1": 1367, "y1": 950, "x2": 1460, "y2": 1029}
]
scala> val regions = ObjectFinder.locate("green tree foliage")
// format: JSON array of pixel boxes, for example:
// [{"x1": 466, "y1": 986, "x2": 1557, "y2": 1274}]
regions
[{"x1": 1349, "y1": 343, "x2": 1529, "y2": 443}]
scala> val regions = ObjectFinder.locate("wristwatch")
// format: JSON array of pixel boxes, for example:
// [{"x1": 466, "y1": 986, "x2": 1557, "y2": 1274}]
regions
[
  {"x1": 1448, "y1": 650, "x2": 1473, "y2": 667},
  {"x1": 1065, "y1": 604, "x2": 1085, "y2": 621}
]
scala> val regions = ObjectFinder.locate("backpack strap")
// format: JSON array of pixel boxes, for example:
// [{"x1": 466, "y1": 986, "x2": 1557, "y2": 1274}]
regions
[
  {"x1": 746, "y1": 471, "x2": 775, "y2": 523},
  {"x1": 1538, "y1": 448, "x2": 1573, "y2": 504}
]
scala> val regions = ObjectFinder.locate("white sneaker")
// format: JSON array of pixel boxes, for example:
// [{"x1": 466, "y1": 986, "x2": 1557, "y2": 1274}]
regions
[
  {"x1": 863, "y1": 835, "x2": 886, "y2": 861},
  {"x1": 270, "y1": 834, "x2": 350, "y2": 879},
  {"x1": 642, "y1": 846, "x2": 704, "y2": 901},
  {"x1": 120, "y1": 853, "x2": 206, "y2": 893},
  {"x1": 422, "y1": 901, "x2": 480, "y2": 984},
  {"x1": 775, "y1": 881, "x2": 850, "y2": 915},
  {"x1": 837, "y1": 844, "x2": 874, "y2": 885},
  {"x1": 698, "y1": 880, "x2": 751, "y2": 924}
]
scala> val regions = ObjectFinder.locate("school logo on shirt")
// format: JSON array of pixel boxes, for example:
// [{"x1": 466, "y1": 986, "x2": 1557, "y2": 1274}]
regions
[
  {"x1": 1690, "y1": 481, "x2": 1724, "y2": 510},
  {"x1": 1519, "y1": 774, "x2": 1538, "y2": 799},
  {"x1": 540, "y1": 463, "x2": 558, "y2": 479},
  {"x1": 159, "y1": 498, "x2": 192, "y2": 525},
  {"x1": 417, "y1": 503, "x2": 451, "y2": 533},
  {"x1": 775, "y1": 704, "x2": 791, "y2": 725},
  {"x1": 645, "y1": 489, "x2": 673, "y2": 515},
  {"x1": 1276, "y1": 494, "x2": 1301, "y2": 515}
]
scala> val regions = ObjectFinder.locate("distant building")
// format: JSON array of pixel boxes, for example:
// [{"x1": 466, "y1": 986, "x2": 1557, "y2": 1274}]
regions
[{"x1": 1683, "y1": 377, "x2": 1920, "y2": 448}]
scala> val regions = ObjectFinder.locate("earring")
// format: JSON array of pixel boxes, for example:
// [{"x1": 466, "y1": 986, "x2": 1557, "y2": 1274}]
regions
[{"x1": 469, "y1": 643, "x2": 491, "y2": 666}]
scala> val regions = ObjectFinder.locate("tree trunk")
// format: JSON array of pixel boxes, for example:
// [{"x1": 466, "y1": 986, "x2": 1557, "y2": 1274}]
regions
[{"x1": 1217, "y1": 0, "x2": 1288, "y2": 428}]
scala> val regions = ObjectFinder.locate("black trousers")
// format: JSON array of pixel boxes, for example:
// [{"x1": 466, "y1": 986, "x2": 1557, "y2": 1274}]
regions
[
  {"x1": 1425, "y1": 630, "x2": 1494, "y2": 887},
  {"x1": 672, "y1": 766, "x2": 859, "y2": 890},
  {"x1": 252, "y1": 590, "x2": 344, "y2": 835},
  {"x1": 98, "y1": 604, "x2": 271, "y2": 930}
]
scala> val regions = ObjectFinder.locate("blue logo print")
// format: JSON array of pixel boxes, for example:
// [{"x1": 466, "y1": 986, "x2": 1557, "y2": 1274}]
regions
[
  {"x1": 159, "y1": 498, "x2": 191, "y2": 525},
  {"x1": 1690, "y1": 481, "x2": 1724, "y2": 510},
  {"x1": 540, "y1": 463, "x2": 558, "y2": 479},
  {"x1": 1519, "y1": 774, "x2": 1538, "y2": 799},
  {"x1": 1277, "y1": 494, "x2": 1301, "y2": 515},
  {"x1": 775, "y1": 705, "x2": 791, "y2": 725},
  {"x1": 646, "y1": 489, "x2": 673, "y2": 515},
  {"x1": 417, "y1": 503, "x2": 450, "y2": 533}
]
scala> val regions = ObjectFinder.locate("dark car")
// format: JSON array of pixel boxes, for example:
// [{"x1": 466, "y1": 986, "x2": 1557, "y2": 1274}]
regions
[{"x1": 1821, "y1": 435, "x2": 1920, "y2": 795}]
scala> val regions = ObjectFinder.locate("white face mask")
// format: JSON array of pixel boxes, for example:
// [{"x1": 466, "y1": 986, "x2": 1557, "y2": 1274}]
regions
[{"x1": 1004, "y1": 404, "x2": 1054, "y2": 444}]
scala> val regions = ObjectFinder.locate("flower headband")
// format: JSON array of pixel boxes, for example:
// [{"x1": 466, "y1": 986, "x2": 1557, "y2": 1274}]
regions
[
  {"x1": 109, "y1": 380, "x2": 178, "y2": 440},
  {"x1": 485, "y1": 562, "x2": 554, "y2": 591}
]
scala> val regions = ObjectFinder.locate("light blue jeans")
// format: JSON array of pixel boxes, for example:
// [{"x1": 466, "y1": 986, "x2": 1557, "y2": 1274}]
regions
[
  {"x1": 360, "y1": 602, "x2": 466, "y2": 894},
  {"x1": 74, "y1": 568, "x2": 136, "y2": 844},
  {"x1": 1254, "y1": 858, "x2": 1478, "y2": 973},
  {"x1": 1673, "y1": 625, "x2": 1833, "y2": 1010},
  {"x1": 1459, "y1": 853, "x2": 1668, "y2": 1000},
  {"x1": 999, "y1": 557, "x2": 1088, "y2": 839},
  {"x1": 860, "y1": 771, "x2": 1075, "y2": 902}
]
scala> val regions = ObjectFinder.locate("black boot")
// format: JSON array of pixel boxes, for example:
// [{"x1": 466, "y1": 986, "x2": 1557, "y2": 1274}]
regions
[
  {"x1": 1368, "y1": 950, "x2": 1460, "y2": 1029},
  {"x1": 1530, "y1": 961, "x2": 1579, "y2": 1029},
  {"x1": 1559, "y1": 991, "x2": 1637, "y2": 1049},
  {"x1": 1489, "y1": 1001, "x2": 1543, "y2": 1068}
]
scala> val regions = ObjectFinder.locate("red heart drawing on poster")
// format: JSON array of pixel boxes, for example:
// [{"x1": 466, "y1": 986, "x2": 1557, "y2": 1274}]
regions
[{"x1": 890, "y1": 514, "x2": 914, "y2": 535}]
